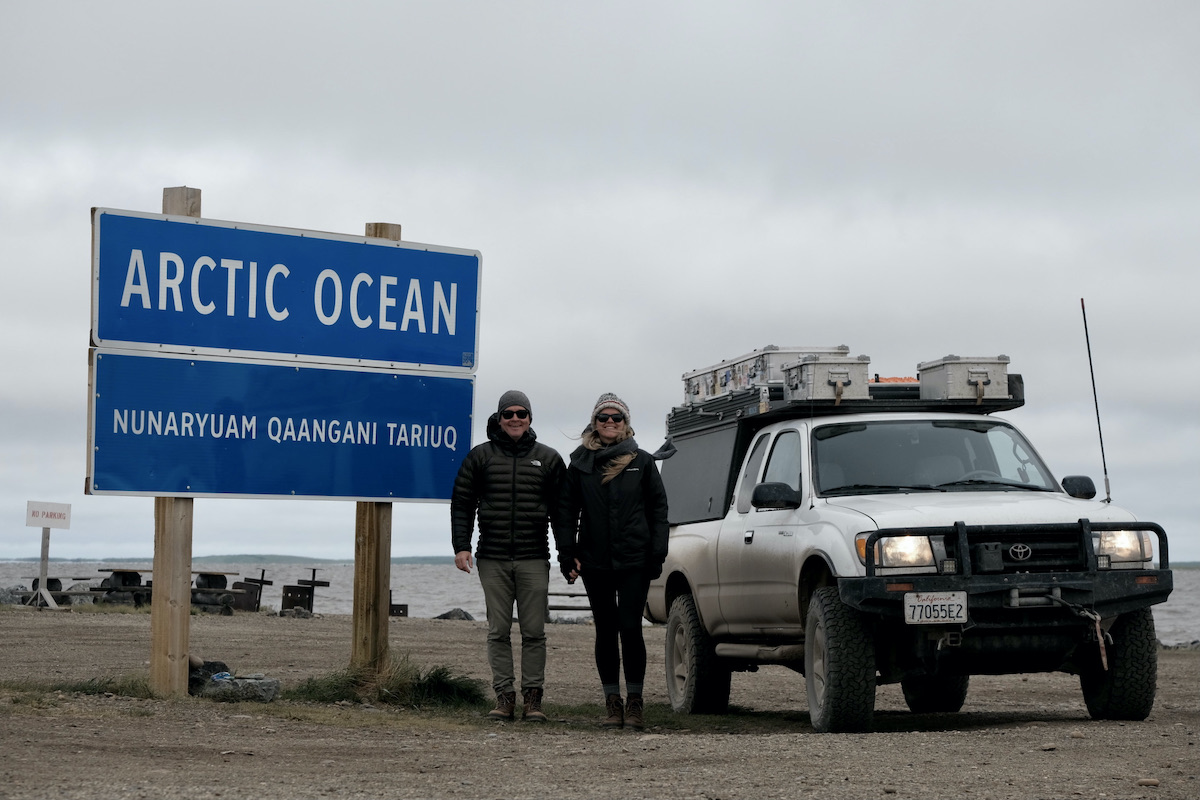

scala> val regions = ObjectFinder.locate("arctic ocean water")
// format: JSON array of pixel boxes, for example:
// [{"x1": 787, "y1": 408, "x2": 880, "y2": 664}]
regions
[
  {"x1": 0, "y1": 559, "x2": 578, "y2": 624},
  {"x1": 2, "y1": 560, "x2": 1196, "y2": 645}
]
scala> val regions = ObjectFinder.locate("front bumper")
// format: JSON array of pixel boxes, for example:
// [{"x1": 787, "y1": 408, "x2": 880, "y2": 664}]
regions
[
  {"x1": 839, "y1": 567, "x2": 1173, "y2": 626},
  {"x1": 838, "y1": 519, "x2": 1173, "y2": 626}
]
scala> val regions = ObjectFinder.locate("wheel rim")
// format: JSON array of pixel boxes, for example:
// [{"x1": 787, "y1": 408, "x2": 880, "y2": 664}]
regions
[
  {"x1": 670, "y1": 623, "x2": 689, "y2": 699},
  {"x1": 810, "y1": 615, "x2": 828, "y2": 709}
]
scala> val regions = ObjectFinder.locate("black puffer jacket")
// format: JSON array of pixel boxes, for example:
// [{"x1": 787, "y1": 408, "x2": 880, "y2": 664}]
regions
[
  {"x1": 558, "y1": 446, "x2": 669, "y2": 572},
  {"x1": 450, "y1": 415, "x2": 565, "y2": 561}
]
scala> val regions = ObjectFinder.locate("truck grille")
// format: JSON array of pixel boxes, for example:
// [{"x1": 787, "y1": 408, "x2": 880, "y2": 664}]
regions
[
  {"x1": 863, "y1": 520, "x2": 1170, "y2": 577},
  {"x1": 953, "y1": 529, "x2": 1087, "y2": 574}
]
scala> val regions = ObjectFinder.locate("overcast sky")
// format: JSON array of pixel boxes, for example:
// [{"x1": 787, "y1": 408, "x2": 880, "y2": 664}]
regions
[{"x1": 2, "y1": 1, "x2": 1196, "y2": 562}]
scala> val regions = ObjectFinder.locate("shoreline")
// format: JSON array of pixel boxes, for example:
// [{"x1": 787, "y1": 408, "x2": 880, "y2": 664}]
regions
[{"x1": 6, "y1": 558, "x2": 1197, "y2": 647}]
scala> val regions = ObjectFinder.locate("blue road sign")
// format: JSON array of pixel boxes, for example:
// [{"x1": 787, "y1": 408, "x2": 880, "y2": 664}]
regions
[
  {"x1": 87, "y1": 350, "x2": 473, "y2": 501},
  {"x1": 91, "y1": 208, "x2": 480, "y2": 372}
]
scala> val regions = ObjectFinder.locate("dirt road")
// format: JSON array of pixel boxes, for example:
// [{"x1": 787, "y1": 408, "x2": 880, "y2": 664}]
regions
[{"x1": 1, "y1": 606, "x2": 1195, "y2": 799}]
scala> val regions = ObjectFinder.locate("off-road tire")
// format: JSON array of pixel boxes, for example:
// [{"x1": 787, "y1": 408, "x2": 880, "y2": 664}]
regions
[
  {"x1": 665, "y1": 593, "x2": 732, "y2": 714},
  {"x1": 805, "y1": 586, "x2": 876, "y2": 733},
  {"x1": 1079, "y1": 607, "x2": 1158, "y2": 721},
  {"x1": 901, "y1": 674, "x2": 970, "y2": 714}
]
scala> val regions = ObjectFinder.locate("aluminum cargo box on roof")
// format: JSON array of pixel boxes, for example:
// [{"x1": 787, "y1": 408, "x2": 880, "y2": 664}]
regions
[
  {"x1": 917, "y1": 354, "x2": 1011, "y2": 402},
  {"x1": 682, "y1": 345, "x2": 851, "y2": 402}
]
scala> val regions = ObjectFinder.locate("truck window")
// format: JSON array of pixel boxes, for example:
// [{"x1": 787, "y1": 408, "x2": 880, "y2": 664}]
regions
[
  {"x1": 660, "y1": 425, "x2": 741, "y2": 525},
  {"x1": 762, "y1": 429, "x2": 803, "y2": 492},
  {"x1": 735, "y1": 434, "x2": 771, "y2": 514},
  {"x1": 986, "y1": 426, "x2": 1055, "y2": 487},
  {"x1": 813, "y1": 419, "x2": 1057, "y2": 494}
]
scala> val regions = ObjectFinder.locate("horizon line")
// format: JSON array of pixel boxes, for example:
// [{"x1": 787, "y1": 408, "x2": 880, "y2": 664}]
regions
[{"x1": 0, "y1": 553, "x2": 453, "y2": 563}]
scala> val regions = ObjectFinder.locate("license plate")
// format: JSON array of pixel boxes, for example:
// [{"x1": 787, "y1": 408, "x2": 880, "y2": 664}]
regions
[{"x1": 903, "y1": 591, "x2": 967, "y2": 624}]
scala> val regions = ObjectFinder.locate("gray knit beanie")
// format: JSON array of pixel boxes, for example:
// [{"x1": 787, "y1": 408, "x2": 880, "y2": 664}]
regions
[
  {"x1": 592, "y1": 392, "x2": 631, "y2": 423},
  {"x1": 497, "y1": 390, "x2": 532, "y2": 415}
]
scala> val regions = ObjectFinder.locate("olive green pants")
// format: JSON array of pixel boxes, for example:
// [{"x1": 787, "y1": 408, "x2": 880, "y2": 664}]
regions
[{"x1": 477, "y1": 558, "x2": 549, "y2": 694}]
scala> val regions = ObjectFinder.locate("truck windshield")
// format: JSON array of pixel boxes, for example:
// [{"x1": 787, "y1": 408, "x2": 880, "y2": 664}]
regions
[{"x1": 812, "y1": 419, "x2": 1058, "y2": 496}]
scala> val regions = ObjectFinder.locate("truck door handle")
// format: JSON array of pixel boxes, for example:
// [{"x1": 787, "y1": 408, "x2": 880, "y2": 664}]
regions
[{"x1": 744, "y1": 530, "x2": 754, "y2": 544}]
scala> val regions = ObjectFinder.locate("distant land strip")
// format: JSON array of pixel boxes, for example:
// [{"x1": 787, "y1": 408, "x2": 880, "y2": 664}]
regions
[
  {"x1": 2, "y1": 554, "x2": 456, "y2": 565},
  {"x1": 5, "y1": 556, "x2": 1196, "y2": 569}
]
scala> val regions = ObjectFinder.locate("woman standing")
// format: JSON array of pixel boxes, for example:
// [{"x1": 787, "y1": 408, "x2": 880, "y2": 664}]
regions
[{"x1": 557, "y1": 393, "x2": 670, "y2": 730}]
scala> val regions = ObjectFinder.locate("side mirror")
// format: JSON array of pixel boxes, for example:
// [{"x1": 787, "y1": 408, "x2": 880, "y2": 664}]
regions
[
  {"x1": 1061, "y1": 475, "x2": 1097, "y2": 500},
  {"x1": 751, "y1": 482, "x2": 802, "y2": 510}
]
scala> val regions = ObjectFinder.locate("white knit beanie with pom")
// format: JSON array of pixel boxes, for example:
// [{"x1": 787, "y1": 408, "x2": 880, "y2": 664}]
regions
[{"x1": 592, "y1": 392, "x2": 630, "y2": 422}]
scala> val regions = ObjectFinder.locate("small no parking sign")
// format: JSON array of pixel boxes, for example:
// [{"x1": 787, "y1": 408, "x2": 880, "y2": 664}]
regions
[{"x1": 26, "y1": 500, "x2": 71, "y2": 530}]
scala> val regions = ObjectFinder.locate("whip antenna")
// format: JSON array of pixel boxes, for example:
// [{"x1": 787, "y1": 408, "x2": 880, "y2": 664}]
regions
[{"x1": 1080, "y1": 298, "x2": 1112, "y2": 503}]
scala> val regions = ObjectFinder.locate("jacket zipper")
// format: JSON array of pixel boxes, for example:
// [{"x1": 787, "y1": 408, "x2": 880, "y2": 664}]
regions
[{"x1": 509, "y1": 450, "x2": 518, "y2": 559}]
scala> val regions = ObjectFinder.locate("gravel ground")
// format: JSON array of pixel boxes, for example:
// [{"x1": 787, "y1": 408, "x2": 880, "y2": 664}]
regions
[{"x1": 0, "y1": 605, "x2": 1195, "y2": 799}]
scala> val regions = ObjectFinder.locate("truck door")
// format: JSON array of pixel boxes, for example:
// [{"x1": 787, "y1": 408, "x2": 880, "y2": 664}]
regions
[
  {"x1": 714, "y1": 432, "x2": 768, "y2": 634},
  {"x1": 717, "y1": 427, "x2": 806, "y2": 636}
]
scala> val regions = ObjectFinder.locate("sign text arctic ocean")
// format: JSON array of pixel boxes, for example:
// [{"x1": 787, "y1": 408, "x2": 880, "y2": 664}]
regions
[{"x1": 91, "y1": 208, "x2": 480, "y2": 372}]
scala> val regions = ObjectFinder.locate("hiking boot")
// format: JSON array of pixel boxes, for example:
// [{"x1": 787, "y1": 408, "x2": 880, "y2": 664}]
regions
[
  {"x1": 522, "y1": 688, "x2": 547, "y2": 722},
  {"x1": 487, "y1": 690, "x2": 517, "y2": 720},
  {"x1": 602, "y1": 693, "x2": 624, "y2": 728},
  {"x1": 625, "y1": 693, "x2": 645, "y2": 730}
]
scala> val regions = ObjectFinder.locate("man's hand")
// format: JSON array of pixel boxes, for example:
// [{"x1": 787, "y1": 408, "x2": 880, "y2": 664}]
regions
[{"x1": 454, "y1": 551, "x2": 474, "y2": 573}]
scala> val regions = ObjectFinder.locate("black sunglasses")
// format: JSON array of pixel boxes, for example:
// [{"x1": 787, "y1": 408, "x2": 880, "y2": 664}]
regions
[
  {"x1": 595, "y1": 413, "x2": 625, "y2": 423},
  {"x1": 500, "y1": 409, "x2": 529, "y2": 420}
]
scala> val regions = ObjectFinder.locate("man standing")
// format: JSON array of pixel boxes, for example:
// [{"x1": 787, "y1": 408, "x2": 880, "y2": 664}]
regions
[{"x1": 451, "y1": 390, "x2": 566, "y2": 721}]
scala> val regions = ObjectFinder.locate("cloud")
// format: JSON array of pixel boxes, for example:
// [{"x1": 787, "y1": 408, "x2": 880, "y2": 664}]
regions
[{"x1": 1, "y1": 2, "x2": 1197, "y2": 561}]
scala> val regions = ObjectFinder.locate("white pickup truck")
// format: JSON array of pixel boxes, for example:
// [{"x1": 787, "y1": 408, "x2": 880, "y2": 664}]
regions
[{"x1": 645, "y1": 346, "x2": 1173, "y2": 732}]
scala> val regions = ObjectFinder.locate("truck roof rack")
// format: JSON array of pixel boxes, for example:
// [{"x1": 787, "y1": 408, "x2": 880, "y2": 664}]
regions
[
  {"x1": 669, "y1": 348, "x2": 1021, "y2": 436},
  {"x1": 666, "y1": 375, "x2": 1025, "y2": 437}
]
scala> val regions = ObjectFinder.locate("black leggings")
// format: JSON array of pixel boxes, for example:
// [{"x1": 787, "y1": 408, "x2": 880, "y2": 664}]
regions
[{"x1": 581, "y1": 568, "x2": 652, "y2": 690}]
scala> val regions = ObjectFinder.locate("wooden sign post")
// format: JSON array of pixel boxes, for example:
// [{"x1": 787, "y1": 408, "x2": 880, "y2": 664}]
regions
[
  {"x1": 149, "y1": 187, "x2": 201, "y2": 697},
  {"x1": 351, "y1": 222, "x2": 403, "y2": 673}
]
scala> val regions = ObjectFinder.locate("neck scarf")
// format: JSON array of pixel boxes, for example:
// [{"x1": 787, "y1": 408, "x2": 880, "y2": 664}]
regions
[{"x1": 571, "y1": 435, "x2": 639, "y2": 483}]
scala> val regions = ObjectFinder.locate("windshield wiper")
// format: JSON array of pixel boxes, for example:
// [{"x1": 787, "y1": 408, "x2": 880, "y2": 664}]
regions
[
  {"x1": 822, "y1": 483, "x2": 942, "y2": 496},
  {"x1": 934, "y1": 478, "x2": 1054, "y2": 492}
]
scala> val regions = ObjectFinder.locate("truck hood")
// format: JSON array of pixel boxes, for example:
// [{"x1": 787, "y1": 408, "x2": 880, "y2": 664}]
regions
[{"x1": 824, "y1": 491, "x2": 1138, "y2": 530}]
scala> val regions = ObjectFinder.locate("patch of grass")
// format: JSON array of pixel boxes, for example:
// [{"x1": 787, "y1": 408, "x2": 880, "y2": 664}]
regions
[
  {"x1": 285, "y1": 666, "x2": 368, "y2": 703},
  {"x1": 402, "y1": 663, "x2": 488, "y2": 708},
  {"x1": 369, "y1": 657, "x2": 420, "y2": 704},
  {"x1": 0, "y1": 674, "x2": 154, "y2": 706},
  {"x1": 55, "y1": 675, "x2": 155, "y2": 698},
  {"x1": 282, "y1": 656, "x2": 487, "y2": 709}
]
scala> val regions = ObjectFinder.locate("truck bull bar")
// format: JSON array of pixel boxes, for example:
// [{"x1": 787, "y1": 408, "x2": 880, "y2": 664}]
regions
[{"x1": 839, "y1": 520, "x2": 1172, "y2": 622}]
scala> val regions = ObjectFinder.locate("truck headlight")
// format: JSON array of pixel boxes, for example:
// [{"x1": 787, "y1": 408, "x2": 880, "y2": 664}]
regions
[
  {"x1": 857, "y1": 533, "x2": 936, "y2": 570},
  {"x1": 1094, "y1": 530, "x2": 1153, "y2": 567}
]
